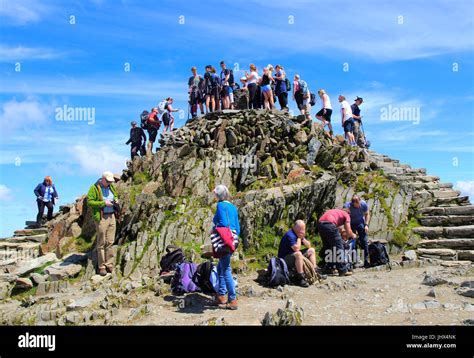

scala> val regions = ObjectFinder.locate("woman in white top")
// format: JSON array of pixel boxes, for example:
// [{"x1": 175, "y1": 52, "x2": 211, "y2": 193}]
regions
[
  {"x1": 316, "y1": 89, "x2": 334, "y2": 136},
  {"x1": 245, "y1": 64, "x2": 259, "y2": 109}
]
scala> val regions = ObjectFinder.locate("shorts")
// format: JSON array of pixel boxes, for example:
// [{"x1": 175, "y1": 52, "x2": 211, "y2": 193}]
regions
[
  {"x1": 147, "y1": 127, "x2": 158, "y2": 142},
  {"x1": 295, "y1": 92, "x2": 304, "y2": 110},
  {"x1": 262, "y1": 84, "x2": 271, "y2": 93},
  {"x1": 283, "y1": 249, "x2": 312, "y2": 267},
  {"x1": 343, "y1": 117, "x2": 354, "y2": 133},
  {"x1": 316, "y1": 108, "x2": 332, "y2": 122},
  {"x1": 221, "y1": 85, "x2": 230, "y2": 97},
  {"x1": 210, "y1": 86, "x2": 219, "y2": 99},
  {"x1": 162, "y1": 112, "x2": 173, "y2": 126}
]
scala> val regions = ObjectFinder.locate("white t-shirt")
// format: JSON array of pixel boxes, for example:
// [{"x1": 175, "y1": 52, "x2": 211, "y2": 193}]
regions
[
  {"x1": 321, "y1": 94, "x2": 332, "y2": 110},
  {"x1": 340, "y1": 100, "x2": 353, "y2": 120},
  {"x1": 247, "y1": 71, "x2": 259, "y2": 84}
]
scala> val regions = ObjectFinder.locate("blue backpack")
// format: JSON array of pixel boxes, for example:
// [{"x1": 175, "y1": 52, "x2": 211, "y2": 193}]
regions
[
  {"x1": 298, "y1": 80, "x2": 309, "y2": 95},
  {"x1": 267, "y1": 257, "x2": 290, "y2": 287},
  {"x1": 171, "y1": 262, "x2": 200, "y2": 295}
]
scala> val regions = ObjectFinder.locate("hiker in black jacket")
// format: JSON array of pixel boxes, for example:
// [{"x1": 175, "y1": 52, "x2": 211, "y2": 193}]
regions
[{"x1": 125, "y1": 121, "x2": 147, "y2": 159}]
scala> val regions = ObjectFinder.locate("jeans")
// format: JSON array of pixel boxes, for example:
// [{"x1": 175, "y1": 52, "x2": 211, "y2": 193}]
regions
[
  {"x1": 217, "y1": 253, "x2": 236, "y2": 301},
  {"x1": 352, "y1": 222, "x2": 369, "y2": 265},
  {"x1": 36, "y1": 199, "x2": 54, "y2": 227},
  {"x1": 247, "y1": 83, "x2": 257, "y2": 109},
  {"x1": 318, "y1": 221, "x2": 349, "y2": 274}
]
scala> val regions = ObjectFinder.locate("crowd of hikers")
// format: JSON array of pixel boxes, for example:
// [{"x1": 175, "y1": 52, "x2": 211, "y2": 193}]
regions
[
  {"x1": 127, "y1": 60, "x2": 368, "y2": 160},
  {"x1": 30, "y1": 62, "x2": 378, "y2": 311}
]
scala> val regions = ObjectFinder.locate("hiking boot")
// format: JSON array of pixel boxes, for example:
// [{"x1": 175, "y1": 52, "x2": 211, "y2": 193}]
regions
[
  {"x1": 106, "y1": 266, "x2": 114, "y2": 273},
  {"x1": 213, "y1": 295, "x2": 227, "y2": 306},
  {"x1": 363, "y1": 263, "x2": 371, "y2": 269},
  {"x1": 295, "y1": 273, "x2": 309, "y2": 288},
  {"x1": 226, "y1": 300, "x2": 238, "y2": 310},
  {"x1": 339, "y1": 271, "x2": 353, "y2": 277},
  {"x1": 98, "y1": 268, "x2": 107, "y2": 276}
]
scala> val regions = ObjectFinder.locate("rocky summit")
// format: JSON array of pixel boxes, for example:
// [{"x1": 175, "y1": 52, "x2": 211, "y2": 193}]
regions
[{"x1": 0, "y1": 109, "x2": 473, "y2": 325}]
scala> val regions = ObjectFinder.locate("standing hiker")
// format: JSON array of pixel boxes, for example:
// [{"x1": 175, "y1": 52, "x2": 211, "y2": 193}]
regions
[
  {"x1": 274, "y1": 64, "x2": 289, "y2": 111},
  {"x1": 260, "y1": 65, "x2": 275, "y2": 110},
  {"x1": 219, "y1": 61, "x2": 234, "y2": 110},
  {"x1": 188, "y1": 67, "x2": 205, "y2": 118},
  {"x1": 87, "y1": 171, "x2": 118, "y2": 276},
  {"x1": 245, "y1": 64, "x2": 259, "y2": 109},
  {"x1": 34, "y1": 176, "x2": 59, "y2": 228},
  {"x1": 318, "y1": 208, "x2": 356, "y2": 276},
  {"x1": 277, "y1": 220, "x2": 317, "y2": 287},
  {"x1": 344, "y1": 195, "x2": 371, "y2": 268},
  {"x1": 160, "y1": 97, "x2": 180, "y2": 135},
  {"x1": 211, "y1": 184, "x2": 240, "y2": 310},
  {"x1": 315, "y1": 89, "x2": 333, "y2": 136},
  {"x1": 125, "y1": 120, "x2": 147, "y2": 159},
  {"x1": 351, "y1": 96, "x2": 365, "y2": 147},
  {"x1": 146, "y1": 107, "x2": 160, "y2": 156},
  {"x1": 339, "y1": 95, "x2": 356, "y2": 146}
]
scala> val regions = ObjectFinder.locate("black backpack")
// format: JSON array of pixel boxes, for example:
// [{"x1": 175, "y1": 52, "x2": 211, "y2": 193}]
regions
[
  {"x1": 267, "y1": 257, "x2": 290, "y2": 287},
  {"x1": 368, "y1": 242, "x2": 390, "y2": 268},
  {"x1": 228, "y1": 69, "x2": 235, "y2": 86},
  {"x1": 285, "y1": 78, "x2": 291, "y2": 92},
  {"x1": 140, "y1": 110, "x2": 150, "y2": 130},
  {"x1": 192, "y1": 261, "x2": 215, "y2": 294},
  {"x1": 159, "y1": 245, "x2": 184, "y2": 274},
  {"x1": 310, "y1": 93, "x2": 316, "y2": 106}
]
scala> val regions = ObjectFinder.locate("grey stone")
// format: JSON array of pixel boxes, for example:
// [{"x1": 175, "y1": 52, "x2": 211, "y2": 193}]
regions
[{"x1": 13, "y1": 252, "x2": 58, "y2": 277}]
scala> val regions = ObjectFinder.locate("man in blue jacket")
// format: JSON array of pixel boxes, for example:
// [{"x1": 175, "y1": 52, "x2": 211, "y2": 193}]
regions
[{"x1": 34, "y1": 176, "x2": 59, "y2": 228}]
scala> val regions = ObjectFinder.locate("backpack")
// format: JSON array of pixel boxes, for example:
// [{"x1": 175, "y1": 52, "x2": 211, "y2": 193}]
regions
[
  {"x1": 192, "y1": 261, "x2": 216, "y2": 294},
  {"x1": 285, "y1": 78, "x2": 291, "y2": 92},
  {"x1": 158, "y1": 100, "x2": 168, "y2": 115},
  {"x1": 267, "y1": 257, "x2": 290, "y2": 287},
  {"x1": 310, "y1": 93, "x2": 316, "y2": 106},
  {"x1": 140, "y1": 110, "x2": 149, "y2": 130},
  {"x1": 171, "y1": 262, "x2": 200, "y2": 295},
  {"x1": 368, "y1": 242, "x2": 390, "y2": 267},
  {"x1": 301, "y1": 256, "x2": 318, "y2": 284},
  {"x1": 298, "y1": 80, "x2": 309, "y2": 95},
  {"x1": 159, "y1": 245, "x2": 184, "y2": 274},
  {"x1": 210, "y1": 73, "x2": 219, "y2": 88},
  {"x1": 228, "y1": 69, "x2": 235, "y2": 86}
]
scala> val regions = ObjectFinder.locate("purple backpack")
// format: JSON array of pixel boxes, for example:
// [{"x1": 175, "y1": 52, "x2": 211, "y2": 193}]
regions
[{"x1": 171, "y1": 262, "x2": 200, "y2": 294}]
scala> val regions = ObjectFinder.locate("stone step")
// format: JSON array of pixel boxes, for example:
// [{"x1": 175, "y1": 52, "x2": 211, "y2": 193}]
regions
[
  {"x1": 429, "y1": 189, "x2": 461, "y2": 199},
  {"x1": 419, "y1": 205, "x2": 474, "y2": 216},
  {"x1": 12, "y1": 252, "x2": 58, "y2": 277},
  {"x1": 434, "y1": 196, "x2": 471, "y2": 206},
  {"x1": 412, "y1": 225, "x2": 474, "y2": 239},
  {"x1": 418, "y1": 239, "x2": 474, "y2": 250},
  {"x1": 457, "y1": 250, "x2": 474, "y2": 261},
  {"x1": 419, "y1": 215, "x2": 474, "y2": 227},
  {"x1": 3, "y1": 234, "x2": 48, "y2": 244},
  {"x1": 14, "y1": 228, "x2": 48, "y2": 237},
  {"x1": 416, "y1": 248, "x2": 457, "y2": 260}
]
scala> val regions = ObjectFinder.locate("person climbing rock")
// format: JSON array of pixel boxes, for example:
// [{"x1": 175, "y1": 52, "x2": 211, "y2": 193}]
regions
[
  {"x1": 34, "y1": 176, "x2": 59, "y2": 228},
  {"x1": 126, "y1": 121, "x2": 147, "y2": 159}
]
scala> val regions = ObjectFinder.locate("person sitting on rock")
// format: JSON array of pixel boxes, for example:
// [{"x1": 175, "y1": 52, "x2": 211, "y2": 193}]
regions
[
  {"x1": 34, "y1": 176, "x2": 59, "y2": 228},
  {"x1": 315, "y1": 89, "x2": 333, "y2": 137},
  {"x1": 125, "y1": 120, "x2": 147, "y2": 159},
  {"x1": 87, "y1": 171, "x2": 118, "y2": 276},
  {"x1": 277, "y1": 220, "x2": 317, "y2": 287},
  {"x1": 146, "y1": 107, "x2": 160, "y2": 156},
  {"x1": 211, "y1": 184, "x2": 240, "y2": 310},
  {"x1": 318, "y1": 208, "x2": 357, "y2": 276},
  {"x1": 344, "y1": 195, "x2": 371, "y2": 268}
]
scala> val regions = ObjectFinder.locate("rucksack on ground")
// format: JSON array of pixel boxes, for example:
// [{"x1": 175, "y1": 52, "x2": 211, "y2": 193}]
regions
[
  {"x1": 140, "y1": 110, "x2": 149, "y2": 129},
  {"x1": 267, "y1": 257, "x2": 290, "y2": 287},
  {"x1": 171, "y1": 262, "x2": 200, "y2": 295},
  {"x1": 310, "y1": 93, "x2": 316, "y2": 106},
  {"x1": 368, "y1": 242, "x2": 390, "y2": 268},
  {"x1": 301, "y1": 256, "x2": 318, "y2": 284},
  {"x1": 192, "y1": 261, "x2": 217, "y2": 294},
  {"x1": 159, "y1": 245, "x2": 184, "y2": 274}
]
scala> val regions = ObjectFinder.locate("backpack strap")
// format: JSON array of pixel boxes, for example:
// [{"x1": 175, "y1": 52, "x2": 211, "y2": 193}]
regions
[{"x1": 96, "y1": 183, "x2": 104, "y2": 220}]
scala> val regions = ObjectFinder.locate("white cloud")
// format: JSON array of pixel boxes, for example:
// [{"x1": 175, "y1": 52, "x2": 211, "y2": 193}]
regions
[
  {"x1": 455, "y1": 181, "x2": 474, "y2": 203},
  {"x1": 0, "y1": 97, "x2": 53, "y2": 132},
  {"x1": 0, "y1": 0, "x2": 52, "y2": 25},
  {"x1": 0, "y1": 45, "x2": 69, "y2": 61},
  {"x1": 69, "y1": 145, "x2": 127, "y2": 176},
  {"x1": 0, "y1": 185, "x2": 12, "y2": 202}
]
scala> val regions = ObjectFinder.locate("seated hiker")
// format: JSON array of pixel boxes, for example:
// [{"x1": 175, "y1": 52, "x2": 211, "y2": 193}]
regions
[
  {"x1": 211, "y1": 184, "x2": 240, "y2": 310},
  {"x1": 277, "y1": 220, "x2": 317, "y2": 288},
  {"x1": 318, "y1": 208, "x2": 357, "y2": 276},
  {"x1": 125, "y1": 120, "x2": 147, "y2": 159},
  {"x1": 344, "y1": 195, "x2": 371, "y2": 268},
  {"x1": 34, "y1": 176, "x2": 59, "y2": 228}
]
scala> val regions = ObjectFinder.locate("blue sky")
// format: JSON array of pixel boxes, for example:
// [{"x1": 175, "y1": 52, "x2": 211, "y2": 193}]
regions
[{"x1": 0, "y1": 0, "x2": 473, "y2": 237}]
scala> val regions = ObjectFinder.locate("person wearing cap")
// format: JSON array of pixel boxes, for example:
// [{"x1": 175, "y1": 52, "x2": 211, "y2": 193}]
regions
[
  {"x1": 351, "y1": 96, "x2": 365, "y2": 148},
  {"x1": 87, "y1": 171, "x2": 119, "y2": 276},
  {"x1": 125, "y1": 120, "x2": 147, "y2": 159}
]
